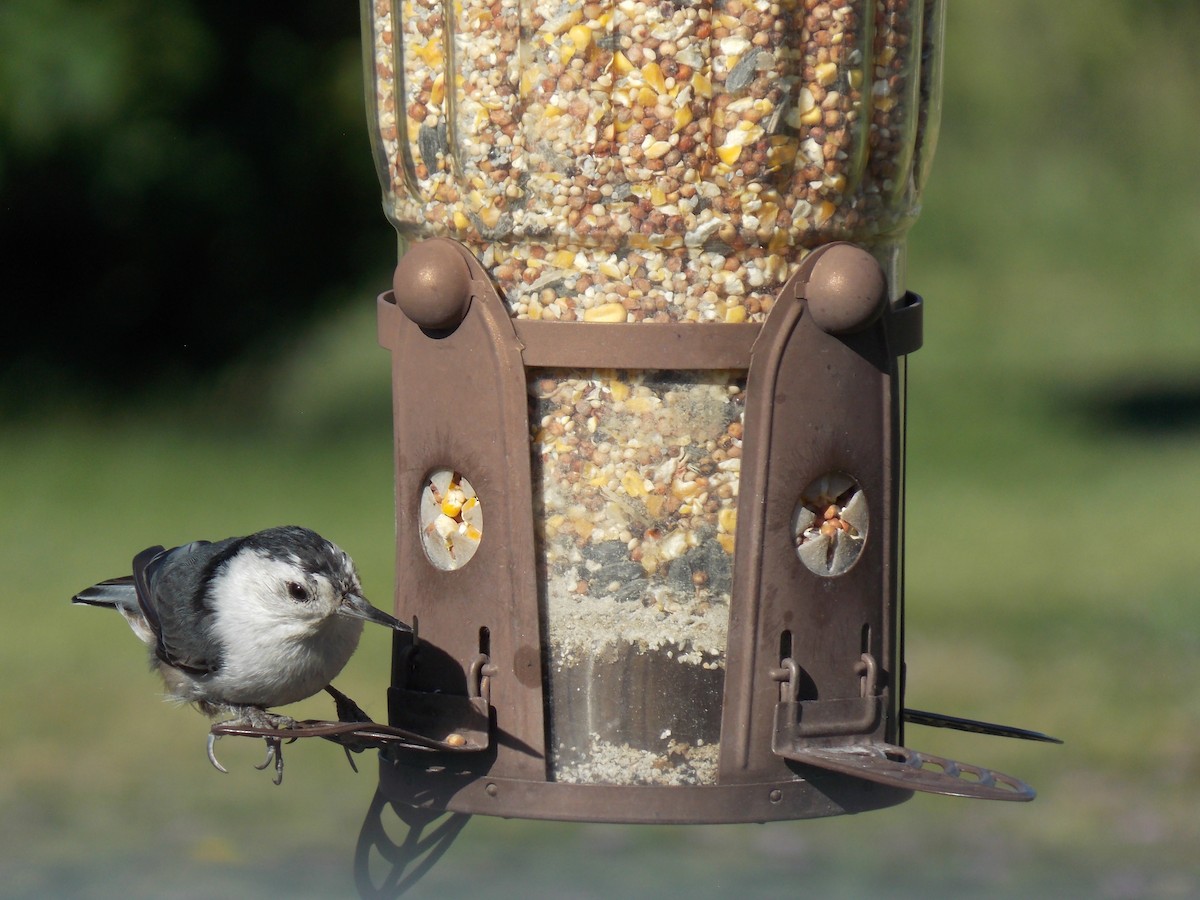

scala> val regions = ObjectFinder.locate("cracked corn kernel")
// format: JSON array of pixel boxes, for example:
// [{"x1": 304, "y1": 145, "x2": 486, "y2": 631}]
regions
[
  {"x1": 441, "y1": 487, "x2": 466, "y2": 517},
  {"x1": 815, "y1": 61, "x2": 839, "y2": 86},
  {"x1": 568, "y1": 24, "x2": 592, "y2": 52},
  {"x1": 645, "y1": 140, "x2": 672, "y2": 160},
  {"x1": 621, "y1": 470, "x2": 647, "y2": 497},
  {"x1": 641, "y1": 61, "x2": 666, "y2": 94},
  {"x1": 583, "y1": 302, "x2": 627, "y2": 322},
  {"x1": 716, "y1": 144, "x2": 742, "y2": 165}
]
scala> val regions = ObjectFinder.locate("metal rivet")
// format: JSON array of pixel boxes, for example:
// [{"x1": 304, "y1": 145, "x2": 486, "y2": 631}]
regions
[
  {"x1": 485, "y1": 782, "x2": 498, "y2": 797},
  {"x1": 768, "y1": 789, "x2": 783, "y2": 804}
]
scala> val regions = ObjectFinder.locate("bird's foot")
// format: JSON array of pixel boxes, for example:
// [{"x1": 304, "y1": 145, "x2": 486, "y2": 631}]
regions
[
  {"x1": 207, "y1": 708, "x2": 299, "y2": 785},
  {"x1": 324, "y1": 685, "x2": 375, "y2": 773},
  {"x1": 253, "y1": 736, "x2": 286, "y2": 785},
  {"x1": 240, "y1": 708, "x2": 299, "y2": 731},
  {"x1": 324, "y1": 684, "x2": 373, "y2": 724}
]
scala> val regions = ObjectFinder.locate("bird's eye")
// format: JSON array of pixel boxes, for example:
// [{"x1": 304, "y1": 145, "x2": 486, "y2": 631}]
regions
[{"x1": 286, "y1": 581, "x2": 311, "y2": 602}]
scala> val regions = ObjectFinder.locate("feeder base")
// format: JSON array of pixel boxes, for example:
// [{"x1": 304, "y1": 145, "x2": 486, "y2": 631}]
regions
[{"x1": 375, "y1": 756, "x2": 911, "y2": 824}]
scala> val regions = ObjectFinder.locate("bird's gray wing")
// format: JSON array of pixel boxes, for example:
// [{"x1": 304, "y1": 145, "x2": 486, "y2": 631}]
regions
[
  {"x1": 130, "y1": 546, "x2": 167, "y2": 640},
  {"x1": 135, "y1": 538, "x2": 241, "y2": 677}
]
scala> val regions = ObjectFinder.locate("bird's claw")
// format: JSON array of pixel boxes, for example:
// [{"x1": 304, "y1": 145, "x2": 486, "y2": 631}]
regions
[
  {"x1": 324, "y1": 685, "x2": 372, "y2": 773},
  {"x1": 254, "y1": 736, "x2": 278, "y2": 771},
  {"x1": 254, "y1": 736, "x2": 286, "y2": 785},
  {"x1": 207, "y1": 732, "x2": 229, "y2": 774}
]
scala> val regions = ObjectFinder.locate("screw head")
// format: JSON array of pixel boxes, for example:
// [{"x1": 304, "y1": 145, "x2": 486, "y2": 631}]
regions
[
  {"x1": 804, "y1": 243, "x2": 888, "y2": 335},
  {"x1": 392, "y1": 239, "x2": 473, "y2": 330}
]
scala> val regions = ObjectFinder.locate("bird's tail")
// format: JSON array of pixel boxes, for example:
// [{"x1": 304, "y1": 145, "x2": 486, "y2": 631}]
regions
[
  {"x1": 72, "y1": 577, "x2": 137, "y2": 609},
  {"x1": 72, "y1": 577, "x2": 156, "y2": 645}
]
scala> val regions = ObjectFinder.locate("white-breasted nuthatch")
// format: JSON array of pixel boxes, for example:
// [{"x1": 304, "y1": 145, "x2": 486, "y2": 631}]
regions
[{"x1": 72, "y1": 525, "x2": 409, "y2": 781}]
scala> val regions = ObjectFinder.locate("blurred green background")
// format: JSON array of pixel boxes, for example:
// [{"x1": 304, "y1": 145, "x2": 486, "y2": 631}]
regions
[{"x1": 3, "y1": 2, "x2": 1198, "y2": 897}]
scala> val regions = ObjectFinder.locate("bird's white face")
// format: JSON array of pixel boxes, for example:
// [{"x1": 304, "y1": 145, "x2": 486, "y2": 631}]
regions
[
  {"x1": 215, "y1": 548, "x2": 363, "y2": 635},
  {"x1": 205, "y1": 547, "x2": 367, "y2": 707},
  {"x1": 278, "y1": 553, "x2": 362, "y2": 625}
]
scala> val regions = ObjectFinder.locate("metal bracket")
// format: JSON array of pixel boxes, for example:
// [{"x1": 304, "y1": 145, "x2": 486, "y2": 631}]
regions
[{"x1": 771, "y1": 654, "x2": 1036, "y2": 801}]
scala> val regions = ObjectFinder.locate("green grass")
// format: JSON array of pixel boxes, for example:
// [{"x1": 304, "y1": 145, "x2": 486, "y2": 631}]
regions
[{"x1": 4, "y1": 3, "x2": 1200, "y2": 897}]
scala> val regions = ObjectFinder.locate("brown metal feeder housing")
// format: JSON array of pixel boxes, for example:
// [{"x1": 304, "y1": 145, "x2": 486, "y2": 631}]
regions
[
  {"x1": 349, "y1": 0, "x2": 1054, "y2": 832},
  {"x1": 372, "y1": 237, "x2": 1033, "y2": 825}
]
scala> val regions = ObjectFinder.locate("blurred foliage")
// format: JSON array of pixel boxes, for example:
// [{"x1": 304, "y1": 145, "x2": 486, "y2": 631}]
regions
[{"x1": 0, "y1": 0, "x2": 391, "y2": 410}]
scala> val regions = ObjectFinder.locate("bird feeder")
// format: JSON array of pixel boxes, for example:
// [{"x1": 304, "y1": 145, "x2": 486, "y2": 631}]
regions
[{"x1": 354, "y1": 0, "x2": 1052, "y2": 838}]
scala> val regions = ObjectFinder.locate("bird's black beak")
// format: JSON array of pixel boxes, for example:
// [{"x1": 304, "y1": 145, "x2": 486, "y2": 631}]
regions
[{"x1": 337, "y1": 593, "x2": 412, "y2": 631}]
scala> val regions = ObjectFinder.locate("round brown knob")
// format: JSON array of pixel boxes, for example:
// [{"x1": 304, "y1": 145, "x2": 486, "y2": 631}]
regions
[
  {"x1": 392, "y1": 240, "x2": 472, "y2": 330},
  {"x1": 804, "y1": 243, "x2": 888, "y2": 335}
]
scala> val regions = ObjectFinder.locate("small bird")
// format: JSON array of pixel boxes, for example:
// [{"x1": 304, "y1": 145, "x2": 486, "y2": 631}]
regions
[{"x1": 72, "y1": 526, "x2": 409, "y2": 782}]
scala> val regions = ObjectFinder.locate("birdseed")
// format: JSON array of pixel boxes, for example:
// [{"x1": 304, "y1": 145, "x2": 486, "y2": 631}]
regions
[
  {"x1": 553, "y1": 733, "x2": 721, "y2": 785},
  {"x1": 367, "y1": 0, "x2": 943, "y2": 319}
]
